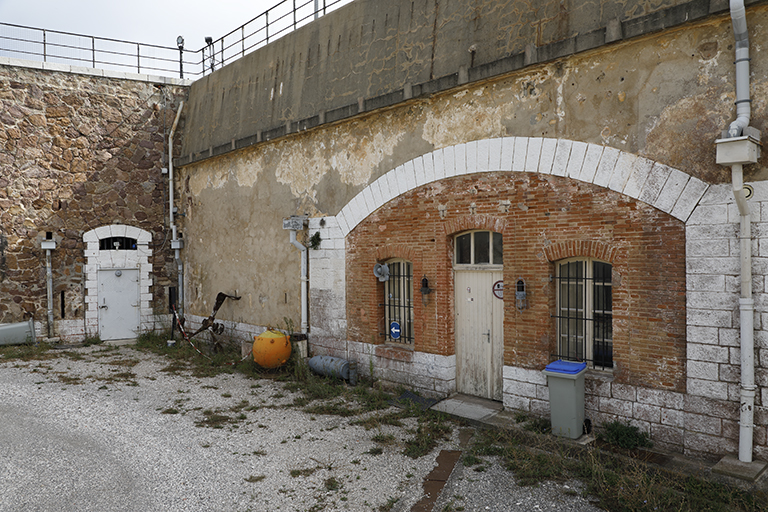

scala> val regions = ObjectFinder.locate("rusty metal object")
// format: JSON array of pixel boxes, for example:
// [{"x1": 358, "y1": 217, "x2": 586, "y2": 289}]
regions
[{"x1": 188, "y1": 292, "x2": 241, "y2": 338}]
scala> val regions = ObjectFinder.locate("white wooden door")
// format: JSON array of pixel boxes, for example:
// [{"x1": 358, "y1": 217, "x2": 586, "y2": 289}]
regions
[
  {"x1": 455, "y1": 270, "x2": 503, "y2": 400},
  {"x1": 98, "y1": 268, "x2": 140, "y2": 340}
]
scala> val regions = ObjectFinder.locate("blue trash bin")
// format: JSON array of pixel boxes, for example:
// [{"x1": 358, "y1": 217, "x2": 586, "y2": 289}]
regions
[{"x1": 542, "y1": 360, "x2": 587, "y2": 439}]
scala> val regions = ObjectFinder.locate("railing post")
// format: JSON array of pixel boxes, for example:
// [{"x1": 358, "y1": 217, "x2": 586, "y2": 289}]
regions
[
  {"x1": 294, "y1": 0, "x2": 297, "y2": 30},
  {"x1": 137, "y1": 43, "x2": 140, "y2": 73},
  {"x1": 221, "y1": 38, "x2": 224, "y2": 67},
  {"x1": 42, "y1": 29, "x2": 46, "y2": 62},
  {"x1": 91, "y1": 37, "x2": 95, "y2": 68},
  {"x1": 241, "y1": 26, "x2": 245, "y2": 57},
  {"x1": 266, "y1": 11, "x2": 270, "y2": 44}
]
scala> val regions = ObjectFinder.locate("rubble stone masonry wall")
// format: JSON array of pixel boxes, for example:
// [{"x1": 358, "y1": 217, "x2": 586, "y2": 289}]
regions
[{"x1": 0, "y1": 63, "x2": 188, "y2": 337}]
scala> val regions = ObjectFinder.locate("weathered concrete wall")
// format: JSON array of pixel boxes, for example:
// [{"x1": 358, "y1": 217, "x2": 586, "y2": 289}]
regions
[
  {"x1": 0, "y1": 63, "x2": 187, "y2": 336},
  {"x1": 180, "y1": 0, "x2": 765, "y2": 166},
  {"x1": 178, "y1": 5, "x2": 768, "y2": 330}
]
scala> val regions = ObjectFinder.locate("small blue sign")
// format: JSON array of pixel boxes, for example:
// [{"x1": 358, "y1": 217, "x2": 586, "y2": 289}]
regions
[{"x1": 390, "y1": 321, "x2": 401, "y2": 339}]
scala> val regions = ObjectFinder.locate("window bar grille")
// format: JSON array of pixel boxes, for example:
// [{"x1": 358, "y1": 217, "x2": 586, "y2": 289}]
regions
[
  {"x1": 380, "y1": 262, "x2": 414, "y2": 345},
  {"x1": 552, "y1": 262, "x2": 612, "y2": 370}
]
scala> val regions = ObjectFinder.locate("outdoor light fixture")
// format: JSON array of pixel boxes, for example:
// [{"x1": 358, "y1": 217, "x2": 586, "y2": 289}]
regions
[
  {"x1": 176, "y1": 36, "x2": 184, "y2": 78},
  {"x1": 204, "y1": 36, "x2": 215, "y2": 73}
]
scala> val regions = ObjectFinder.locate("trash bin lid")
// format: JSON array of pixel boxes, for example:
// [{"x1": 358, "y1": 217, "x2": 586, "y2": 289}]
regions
[{"x1": 544, "y1": 359, "x2": 587, "y2": 374}]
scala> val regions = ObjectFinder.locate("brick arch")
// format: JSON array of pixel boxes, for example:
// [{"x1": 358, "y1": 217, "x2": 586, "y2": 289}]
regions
[
  {"x1": 542, "y1": 240, "x2": 619, "y2": 264},
  {"x1": 374, "y1": 244, "x2": 418, "y2": 262},
  {"x1": 443, "y1": 215, "x2": 507, "y2": 237},
  {"x1": 334, "y1": 137, "x2": 708, "y2": 237}
]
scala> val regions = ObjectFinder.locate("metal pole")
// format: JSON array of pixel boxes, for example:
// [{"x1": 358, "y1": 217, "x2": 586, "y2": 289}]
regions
[
  {"x1": 91, "y1": 37, "x2": 95, "y2": 67},
  {"x1": 266, "y1": 11, "x2": 270, "y2": 44},
  {"x1": 42, "y1": 30, "x2": 46, "y2": 62},
  {"x1": 221, "y1": 38, "x2": 224, "y2": 67},
  {"x1": 241, "y1": 26, "x2": 245, "y2": 56},
  {"x1": 137, "y1": 43, "x2": 140, "y2": 73},
  {"x1": 179, "y1": 47, "x2": 184, "y2": 78},
  {"x1": 314, "y1": 0, "x2": 319, "y2": 20},
  {"x1": 294, "y1": 0, "x2": 297, "y2": 30}
]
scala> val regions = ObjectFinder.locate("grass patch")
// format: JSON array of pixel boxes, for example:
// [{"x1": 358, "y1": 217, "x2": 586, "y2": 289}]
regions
[
  {"x1": 194, "y1": 409, "x2": 238, "y2": 428},
  {"x1": 289, "y1": 467, "x2": 317, "y2": 478},
  {"x1": 403, "y1": 410, "x2": 452, "y2": 458},
  {"x1": 598, "y1": 420, "x2": 652, "y2": 450},
  {"x1": 462, "y1": 428, "x2": 767, "y2": 511},
  {"x1": 244, "y1": 475, "x2": 266, "y2": 483},
  {"x1": 0, "y1": 342, "x2": 56, "y2": 362}
]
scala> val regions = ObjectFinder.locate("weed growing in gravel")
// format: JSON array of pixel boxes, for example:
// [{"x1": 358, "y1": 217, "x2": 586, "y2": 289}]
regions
[
  {"x1": 463, "y1": 428, "x2": 768, "y2": 511},
  {"x1": 244, "y1": 475, "x2": 266, "y2": 483},
  {"x1": 0, "y1": 342, "x2": 55, "y2": 361},
  {"x1": 403, "y1": 410, "x2": 452, "y2": 458}
]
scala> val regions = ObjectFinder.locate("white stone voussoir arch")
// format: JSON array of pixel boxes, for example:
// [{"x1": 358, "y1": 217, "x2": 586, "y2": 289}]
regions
[
  {"x1": 82, "y1": 224, "x2": 153, "y2": 337},
  {"x1": 334, "y1": 137, "x2": 709, "y2": 237}
]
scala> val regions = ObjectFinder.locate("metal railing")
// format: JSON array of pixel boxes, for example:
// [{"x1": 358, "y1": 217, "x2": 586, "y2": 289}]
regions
[{"x1": 0, "y1": 0, "x2": 350, "y2": 80}]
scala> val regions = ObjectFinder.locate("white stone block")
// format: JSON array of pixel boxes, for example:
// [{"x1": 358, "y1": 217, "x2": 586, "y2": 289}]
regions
[
  {"x1": 550, "y1": 139, "x2": 572, "y2": 177},
  {"x1": 361, "y1": 185, "x2": 375, "y2": 215},
  {"x1": 488, "y1": 137, "x2": 503, "y2": 170},
  {"x1": 592, "y1": 146, "x2": 620, "y2": 187},
  {"x1": 413, "y1": 155, "x2": 427, "y2": 187},
  {"x1": 687, "y1": 360, "x2": 719, "y2": 380},
  {"x1": 513, "y1": 137, "x2": 529, "y2": 171},
  {"x1": 392, "y1": 165, "x2": 407, "y2": 196},
  {"x1": 476, "y1": 139, "x2": 490, "y2": 171},
  {"x1": 443, "y1": 145, "x2": 457, "y2": 177},
  {"x1": 565, "y1": 140, "x2": 588, "y2": 179},
  {"x1": 110, "y1": 224, "x2": 127, "y2": 238},
  {"x1": 638, "y1": 162, "x2": 672, "y2": 205},
  {"x1": 686, "y1": 325, "x2": 719, "y2": 345},
  {"x1": 369, "y1": 179, "x2": 383, "y2": 209},
  {"x1": 687, "y1": 378, "x2": 728, "y2": 400},
  {"x1": 671, "y1": 178, "x2": 709, "y2": 222},
  {"x1": 432, "y1": 148, "x2": 446, "y2": 181},
  {"x1": 538, "y1": 138, "x2": 558, "y2": 174},
  {"x1": 503, "y1": 394, "x2": 531, "y2": 412},
  {"x1": 686, "y1": 238, "x2": 729, "y2": 257},
  {"x1": 454, "y1": 143, "x2": 467, "y2": 175},
  {"x1": 403, "y1": 160, "x2": 417, "y2": 192},
  {"x1": 608, "y1": 151, "x2": 637, "y2": 193},
  {"x1": 622, "y1": 156, "x2": 654, "y2": 199},
  {"x1": 687, "y1": 342, "x2": 729, "y2": 363},
  {"x1": 687, "y1": 307, "x2": 734, "y2": 328},
  {"x1": 500, "y1": 137, "x2": 515, "y2": 171},
  {"x1": 465, "y1": 140, "x2": 478, "y2": 173},
  {"x1": 336, "y1": 210, "x2": 351, "y2": 237},
  {"x1": 578, "y1": 143, "x2": 603, "y2": 183},
  {"x1": 687, "y1": 204, "x2": 729, "y2": 226},
  {"x1": 525, "y1": 137, "x2": 543, "y2": 173},
  {"x1": 83, "y1": 231, "x2": 98, "y2": 243},
  {"x1": 383, "y1": 170, "x2": 398, "y2": 202},
  {"x1": 422, "y1": 152, "x2": 435, "y2": 184}
]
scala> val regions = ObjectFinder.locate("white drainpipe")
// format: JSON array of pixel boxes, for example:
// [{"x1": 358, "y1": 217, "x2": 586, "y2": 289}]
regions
[
  {"x1": 726, "y1": 0, "x2": 757, "y2": 464},
  {"x1": 169, "y1": 102, "x2": 185, "y2": 317},
  {"x1": 289, "y1": 230, "x2": 309, "y2": 334}
]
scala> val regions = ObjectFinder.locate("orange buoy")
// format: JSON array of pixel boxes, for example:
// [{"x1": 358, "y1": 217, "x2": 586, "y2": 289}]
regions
[{"x1": 253, "y1": 330, "x2": 292, "y2": 368}]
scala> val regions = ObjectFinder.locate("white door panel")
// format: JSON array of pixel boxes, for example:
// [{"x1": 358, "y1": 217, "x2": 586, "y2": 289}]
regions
[
  {"x1": 455, "y1": 270, "x2": 503, "y2": 400},
  {"x1": 98, "y1": 269, "x2": 140, "y2": 340}
]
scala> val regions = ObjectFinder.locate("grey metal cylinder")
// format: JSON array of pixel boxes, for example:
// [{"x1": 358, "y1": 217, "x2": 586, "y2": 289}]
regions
[{"x1": 0, "y1": 319, "x2": 36, "y2": 346}]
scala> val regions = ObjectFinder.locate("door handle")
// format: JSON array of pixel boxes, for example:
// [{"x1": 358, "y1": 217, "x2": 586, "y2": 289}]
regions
[
  {"x1": 484, "y1": 330, "x2": 491, "y2": 343},
  {"x1": 99, "y1": 305, "x2": 108, "y2": 310}
]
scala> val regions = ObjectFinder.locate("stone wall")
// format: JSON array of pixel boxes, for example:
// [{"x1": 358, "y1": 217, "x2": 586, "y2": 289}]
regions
[{"x1": 0, "y1": 63, "x2": 188, "y2": 337}]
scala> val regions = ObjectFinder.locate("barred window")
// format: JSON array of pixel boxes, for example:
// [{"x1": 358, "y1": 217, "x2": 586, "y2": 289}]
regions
[
  {"x1": 99, "y1": 237, "x2": 137, "y2": 251},
  {"x1": 554, "y1": 258, "x2": 613, "y2": 370},
  {"x1": 383, "y1": 259, "x2": 413, "y2": 345}
]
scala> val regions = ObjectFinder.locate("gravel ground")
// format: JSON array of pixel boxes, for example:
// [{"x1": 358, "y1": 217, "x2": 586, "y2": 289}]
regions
[{"x1": 0, "y1": 344, "x2": 604, "y2": 512}]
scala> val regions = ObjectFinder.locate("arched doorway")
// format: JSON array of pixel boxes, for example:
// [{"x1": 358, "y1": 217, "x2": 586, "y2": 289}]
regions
[{"x1": 83, "y1": 225, "x2": 153, "y2": 341}]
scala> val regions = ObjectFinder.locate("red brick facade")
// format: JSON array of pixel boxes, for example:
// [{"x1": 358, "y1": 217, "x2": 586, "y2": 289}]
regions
[{"x1": 346, "y1": 172, "x2": 687, "y2": 392}]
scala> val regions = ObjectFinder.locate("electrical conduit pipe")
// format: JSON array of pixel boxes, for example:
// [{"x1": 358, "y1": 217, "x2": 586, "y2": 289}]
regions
[
  {"x1": 168, "y1": 101, "x2": 185, "y2": 317},
  {"x1": 727, "y1": 0, "x2": 756, "y2": 464}
]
